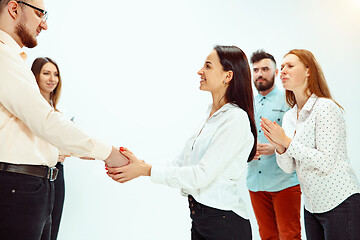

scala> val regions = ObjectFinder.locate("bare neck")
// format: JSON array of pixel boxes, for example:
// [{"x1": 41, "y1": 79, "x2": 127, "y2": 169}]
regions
[
  {"x1": 294, "y1": 90, "x2": 310, "y2": 112},
  {"x1": 40, "y1": 90, "x2": 51, "y2": 104},
  {"x1": 210, "y1": 92, "x2": 227, "y2": 117}
]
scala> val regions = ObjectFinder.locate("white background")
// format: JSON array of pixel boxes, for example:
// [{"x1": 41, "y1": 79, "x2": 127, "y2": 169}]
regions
[{"x1": 26, "y1": 0, "x2": 360, "y2": 239}]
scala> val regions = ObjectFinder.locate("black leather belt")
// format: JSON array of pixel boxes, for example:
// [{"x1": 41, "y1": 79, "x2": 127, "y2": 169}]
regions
[{"x1": 0, "y1": 162, "x2": 58, "y2": 181}]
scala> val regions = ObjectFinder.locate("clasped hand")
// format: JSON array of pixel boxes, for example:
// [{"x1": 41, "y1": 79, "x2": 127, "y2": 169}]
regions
[
  {"x1": 106, "y1": 147, "x2": 152, "y2": 183},
  {"x1": 260, "y1": 117, "x2": 292, "y2": 154}
]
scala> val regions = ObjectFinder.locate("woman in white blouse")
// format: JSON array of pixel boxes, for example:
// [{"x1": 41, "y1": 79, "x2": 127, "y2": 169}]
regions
[
  {"x1": 107, "y1": 45, "x2": 257, "y2": 239},
  {"x1": 260, "y1": 49, "x2": 360, "y2": 240}
]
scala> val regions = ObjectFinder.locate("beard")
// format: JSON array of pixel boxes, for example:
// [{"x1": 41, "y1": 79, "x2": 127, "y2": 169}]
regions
[
  {"x1": 254, "y1": 73, "x2": 275, "y2": 91},
  {"x1": 15, "y1": 22, "x2": 37, "y2": 48}
]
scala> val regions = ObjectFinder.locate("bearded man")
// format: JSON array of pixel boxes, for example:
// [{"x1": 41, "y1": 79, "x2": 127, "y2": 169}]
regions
[
  {"x1": 0, "y1": 1, "x2": 127, "y2": 239},
  {"x1": 247, "y1": 50, "x2": 302, "y2": 240}
]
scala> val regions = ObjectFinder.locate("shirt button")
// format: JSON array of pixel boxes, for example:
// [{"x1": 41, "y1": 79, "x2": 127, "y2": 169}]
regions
[
  {"x1": 258, "y1": 130, "x2": 261, "y2": 133},
  {"x1": 278, "y1": 118, "x2": 280, "y2": 121},
  {"x1": 222, "y1": 216, "x2": 226, "y2": 219},
  {"x1": 258, "y1": 158, "x2": 261, "y2": 160},
  {"x1": 192, "y1": 210, "x2": 195, "y2": 215},
  {"x1": 259, "y1": 171, "x2": 262, "y2": 174},
  {"x1": 190, "y1": 204, "x2": 194, "y2": 207}
]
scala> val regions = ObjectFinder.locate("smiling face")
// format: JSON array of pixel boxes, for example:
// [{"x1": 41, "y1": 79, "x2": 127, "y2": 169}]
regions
[
  {"x1": 37, "y1": 62, "x2": 59, "y2": 98},
  {"x1": 280, "y1": 54, "x2": 309, "y2": 93},
  {"x1": 15, "y1": 0, "x2": 48, "y2": 48},
  {"x1": 197, "y1": 50, "x2": 230, "y2": 95}
]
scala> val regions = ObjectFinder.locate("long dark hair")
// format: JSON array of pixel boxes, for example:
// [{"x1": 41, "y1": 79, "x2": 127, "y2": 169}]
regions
[
  {"x1": 214, "y1": 45, "x2": 257, "y2": 162},
  {"x1": 31, "y1": 57, "x2": 62, "y2": 112}
]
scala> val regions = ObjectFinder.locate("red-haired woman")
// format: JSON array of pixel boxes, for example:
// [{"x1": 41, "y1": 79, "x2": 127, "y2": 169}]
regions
[{"x1": 260, "y1": 49, "x2": 360, "y2": 240}]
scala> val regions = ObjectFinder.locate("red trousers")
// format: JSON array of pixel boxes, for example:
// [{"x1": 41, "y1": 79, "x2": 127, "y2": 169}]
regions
[{"x1": 249, "y1": 185, "x2": 302, "y2": 240}]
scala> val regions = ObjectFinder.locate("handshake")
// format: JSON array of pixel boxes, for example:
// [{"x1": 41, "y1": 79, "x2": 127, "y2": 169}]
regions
[{"x1": 104, "y1": 147, "x2": 152, "y2": 183}]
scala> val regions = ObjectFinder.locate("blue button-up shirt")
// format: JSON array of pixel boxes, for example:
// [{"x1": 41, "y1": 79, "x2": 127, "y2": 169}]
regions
[{"x1": 247, "y1": 86, "x2": 299, "y2": 192}]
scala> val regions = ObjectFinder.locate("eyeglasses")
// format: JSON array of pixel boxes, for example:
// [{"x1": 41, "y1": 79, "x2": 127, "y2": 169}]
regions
[{"x1": 17, "y1": 1, "x2": 48, "y2": 22}]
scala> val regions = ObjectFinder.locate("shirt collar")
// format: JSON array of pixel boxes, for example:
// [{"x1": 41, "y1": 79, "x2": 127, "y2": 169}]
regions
[
  {"x1": 208, "y1": 103, "x2": 236, "y2": 119},
  {"x1": 255, "y1": 85, "x2": 280, "y2": 103},
  {"x1": 0, "y1": 29, "x2": 23, "y2": 55},
  {"x1": 302, "y1": 94, "x2": 318, "y2": 112},
  {"x1": 291, "y1": 93, "x2": 318, "y2": 118}
]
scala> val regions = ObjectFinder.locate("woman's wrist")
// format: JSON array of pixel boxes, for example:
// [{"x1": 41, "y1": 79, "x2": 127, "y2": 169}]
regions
[
  {"x1": 141, "y1": 162, "x2": 152, "y2": 176},
  {"x1": 276, "y1": 146, "x2": 286, "y2": 154},
  {"x1": 281, "y1": 136, "x2": 292, "y2": 149}
]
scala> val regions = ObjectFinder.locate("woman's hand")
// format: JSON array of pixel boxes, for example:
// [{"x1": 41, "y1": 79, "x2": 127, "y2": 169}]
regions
[
  {"x1": 263, "y1": 131, "x2": 287, "y2": 154},
  {"x1": 260, "y1": 117, "x2": 291, "y2": 151},
  {"x1": 106, "y1": 147, "x2": 152, "y2": 183}
]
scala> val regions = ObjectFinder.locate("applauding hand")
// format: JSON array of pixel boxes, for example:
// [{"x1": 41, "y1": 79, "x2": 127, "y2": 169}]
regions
[{"x1": 260, "y1": 117, "x2": 292, "y2": 154}]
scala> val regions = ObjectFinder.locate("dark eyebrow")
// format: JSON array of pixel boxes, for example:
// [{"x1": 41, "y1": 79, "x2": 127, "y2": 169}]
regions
[{"x1": 205, "y1": 61, "x2": 213, "y2": 65}]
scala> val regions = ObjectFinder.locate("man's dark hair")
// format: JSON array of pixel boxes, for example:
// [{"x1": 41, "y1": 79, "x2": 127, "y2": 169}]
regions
[
  {"x1": 250, "y1": 49, "x2": 276, "y2": 67},
  {"x1": 0, "y1": 0, "x2": 11, "y2": 13}
]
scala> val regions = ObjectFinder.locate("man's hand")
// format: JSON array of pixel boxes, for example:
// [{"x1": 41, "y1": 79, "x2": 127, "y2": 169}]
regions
[
  {"x1": 58, "y1": 155, "x2": 69, "y2": 163},
  {"x1": 104, "y1": 146, "x2": 129, "y2": 167},
  {"x1": 257, "y1": 143, "x2": 276, "y2": 156},
  {"x1": 107, "y1": 147, "x2": 151, "y2": 183}
]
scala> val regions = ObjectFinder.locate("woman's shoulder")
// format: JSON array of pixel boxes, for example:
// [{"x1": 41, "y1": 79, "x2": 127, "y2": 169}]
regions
[
  {"x1": 315, "y1": 97, "x2": 343, "y2": 113},
  {"x1": 226, "y1": 104, "x2": 250, "y2": 122}
]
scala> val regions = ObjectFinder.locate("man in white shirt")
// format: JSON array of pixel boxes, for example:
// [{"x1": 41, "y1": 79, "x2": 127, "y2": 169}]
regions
[{"x1": 0, "y1": 1, "x2": 127, "y2": 239}]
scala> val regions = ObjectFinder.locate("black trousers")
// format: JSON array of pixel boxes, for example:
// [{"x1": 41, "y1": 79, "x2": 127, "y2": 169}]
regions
[
  {"x1": 50, "y1": 163, "x2": 65, "y2": 240},
  {"x1": 0, "y1": 171, "x2": 55, "y2": 240},
  {"x1": 188, "y1": 196, "x2": 252, "y2": 240},
  {"x1": 304, "y1": 193, "x2": 360, "y2": 240}
]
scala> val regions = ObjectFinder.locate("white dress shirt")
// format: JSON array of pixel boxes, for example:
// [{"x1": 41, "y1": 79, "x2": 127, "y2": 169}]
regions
[
  {"x1": 0, "y1": 30, "x2": 111, "y2": 167},
  {"x1": 276, "y1": 95, "x2": 360, "y2": 213},
  {"x1": 151, "y1": 103, "x2": 254, "y2": 219}
]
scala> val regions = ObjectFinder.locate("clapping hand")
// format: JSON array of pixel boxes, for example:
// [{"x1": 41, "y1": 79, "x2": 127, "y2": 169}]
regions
[
  {"x1": 260, "y1": 117, "x2": 292, "y2": 154},
  {"x1": 106, "y1": 147, "x2": 152, "y2": 183}
]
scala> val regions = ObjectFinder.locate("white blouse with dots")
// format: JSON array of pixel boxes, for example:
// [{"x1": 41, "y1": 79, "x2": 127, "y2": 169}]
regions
[{"x1": 276, "y1": 94, "x2": 360, "y2": 213}]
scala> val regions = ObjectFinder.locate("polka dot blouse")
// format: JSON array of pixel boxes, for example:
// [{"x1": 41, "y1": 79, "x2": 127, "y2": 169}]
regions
[{"x1": 276, "y1": 94, "x2": 360, "y2": 213}]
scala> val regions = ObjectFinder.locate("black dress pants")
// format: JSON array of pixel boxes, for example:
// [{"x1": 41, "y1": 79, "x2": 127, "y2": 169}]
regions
[
  {"x1": 188, "y1": 196, "x2": 252, "y2": 240},
  {"x1": 0, "y1": 171, "x2": 54, "y2": 240},
  {"x1": 50, "y1": 162, "x2": 65, "y2": 240},
  {"x1": 304, "y1": 193, "x2": 360, "y2": 240}
]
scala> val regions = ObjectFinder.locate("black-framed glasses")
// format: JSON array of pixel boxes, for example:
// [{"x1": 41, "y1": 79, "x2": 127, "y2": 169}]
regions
[{"x1": 17, "y1": 1, "x2": 48, "y2": 22}]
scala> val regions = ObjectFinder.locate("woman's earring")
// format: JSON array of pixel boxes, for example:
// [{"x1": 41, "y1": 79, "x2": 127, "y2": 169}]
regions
[{"x1": 223, "y1": 81, "x2": 227, "y2": 85}]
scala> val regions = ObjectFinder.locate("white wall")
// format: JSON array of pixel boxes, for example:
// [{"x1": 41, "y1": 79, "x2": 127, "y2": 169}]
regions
[{"x1": 26, "y1": 0, "x2": 360, "y2": 239}]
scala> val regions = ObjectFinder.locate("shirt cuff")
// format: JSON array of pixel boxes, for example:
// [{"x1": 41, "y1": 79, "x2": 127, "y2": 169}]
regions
[
  {"x1": 286, "y1": 140, "x2": 304, "y2": 162},
  {"x1": 150, "y1": 165, "x2": 168, "y2": 185},
  {"x1": 89, "y1": 138, "x2": 112, "y2": 160}
]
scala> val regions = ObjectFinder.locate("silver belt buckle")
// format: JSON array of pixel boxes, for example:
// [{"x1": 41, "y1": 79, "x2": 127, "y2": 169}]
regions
[{"x1": 47, "y1": 167, "x2": 59, "y2": 181}]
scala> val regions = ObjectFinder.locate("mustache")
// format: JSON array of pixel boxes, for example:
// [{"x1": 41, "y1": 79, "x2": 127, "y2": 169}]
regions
[{"x1": 256, "y1": 77, "x2": 268, "y2": 81}]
